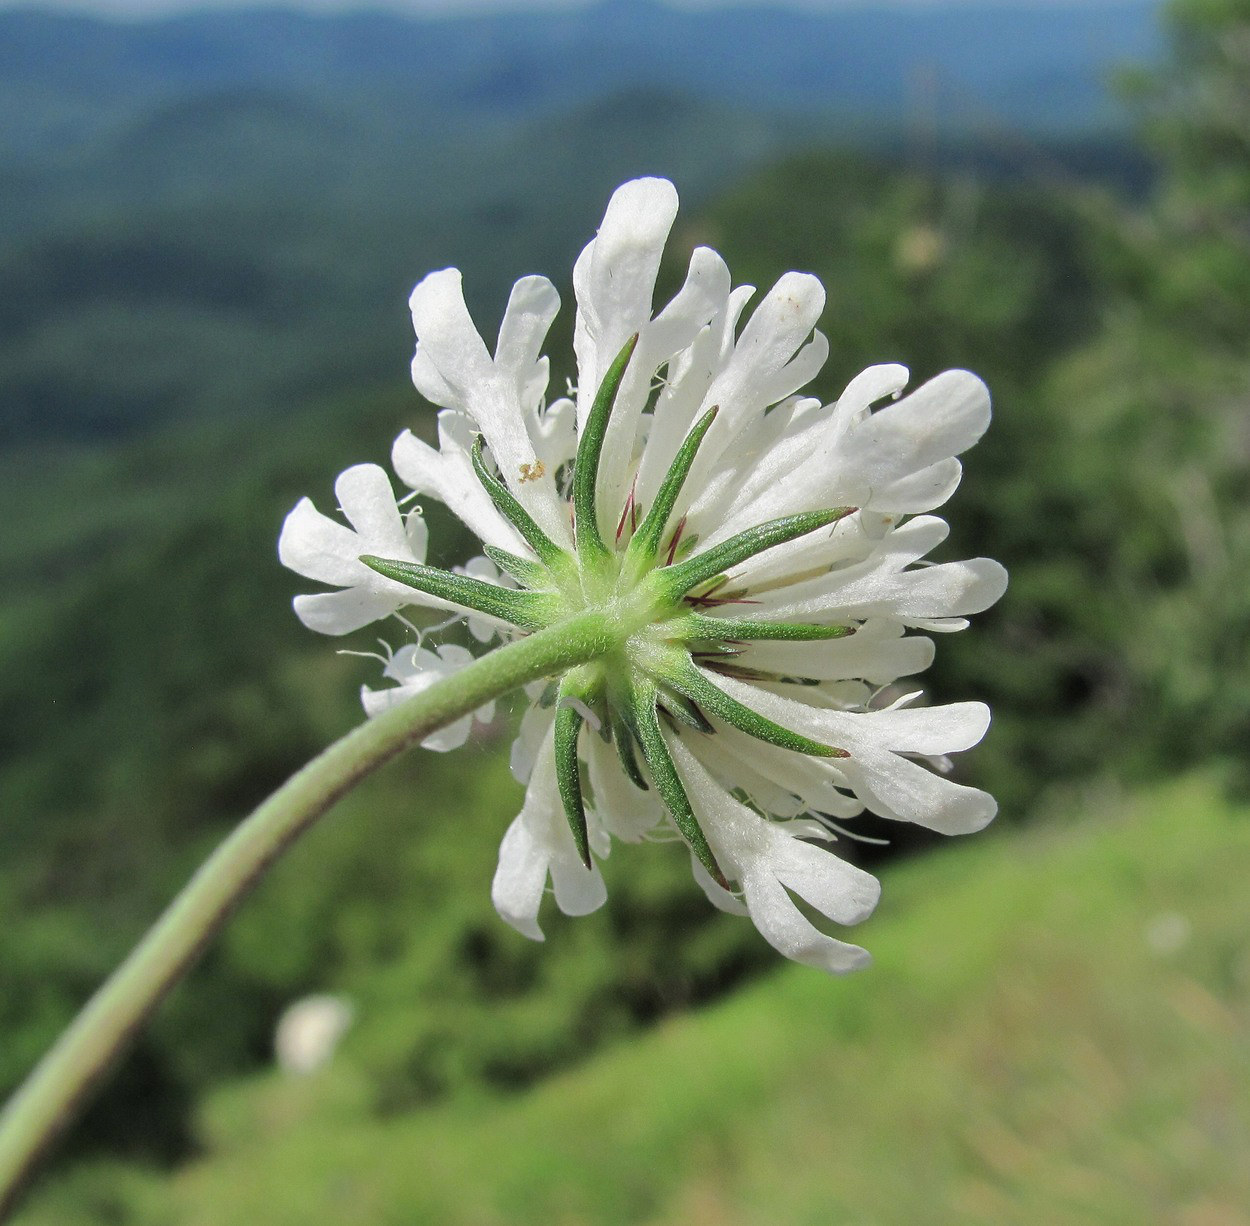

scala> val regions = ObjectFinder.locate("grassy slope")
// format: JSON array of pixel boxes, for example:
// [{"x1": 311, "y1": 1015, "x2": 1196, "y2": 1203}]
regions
[{"x1": 21, "y1": 774, "x2": 1249, "y2": 1225}]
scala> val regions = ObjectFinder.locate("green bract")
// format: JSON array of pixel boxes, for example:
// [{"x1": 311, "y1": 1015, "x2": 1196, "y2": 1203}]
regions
[{"x1": 362, "y1": 336, "x2": 859, "y2": 885}]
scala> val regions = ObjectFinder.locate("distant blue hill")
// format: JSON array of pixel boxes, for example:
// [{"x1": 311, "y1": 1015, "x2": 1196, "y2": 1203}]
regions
[
  {"x1": 0, "y1": 0, "x2": 1161, "y2": 442},
  {"x1": 0, "y1": 0, "x2": 1160, "y2": 158}
]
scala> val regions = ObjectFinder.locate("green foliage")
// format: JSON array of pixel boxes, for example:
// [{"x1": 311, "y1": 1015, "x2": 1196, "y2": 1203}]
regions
[
  {"x1": 7, "y1": 0, "x2": 1250, "y2": 1190},
  {"x1": 16, "y1": 774, "x2": 1249, "y2": 1224}
]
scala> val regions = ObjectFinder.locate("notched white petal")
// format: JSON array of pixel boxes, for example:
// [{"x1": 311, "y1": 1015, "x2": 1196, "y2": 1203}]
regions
[
  {"x1": 359, "y1": 643, "x2": 493, "y2": 751},
  {"x1": 699, "y1": 673, "x2": 997, "y2": 837},
  {"x1": 491, "y1": 732, "x2": 606, "y2": 941},
  {"x1": 279, "y1": 463, "x2": 437, "y2": 635},
  {"x1": 669, "y1": 737, "x2": 880, "y2": 976},
  {"x1": 409, "y1": 268, "x2": 569, "y2": 545},
  {"x1": 391, "y1": 413, "x2": 523, "y2": 552},
  {"x1": 572, "y1": 177, "x2": 680, "y2": 429}
]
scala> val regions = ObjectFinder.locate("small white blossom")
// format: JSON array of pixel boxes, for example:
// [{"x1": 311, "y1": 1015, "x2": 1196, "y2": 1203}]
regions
[
  {"x1": 279, "y1": 463, "x2": 437, "y2": 635},
  {"x1": 280, "y1": 178, "x2": 1007, "y2": 973},
  {"x1": 274, "y1": 994, "x2": 354, "y2": 1076},
  {"x1": 360, "y1": 642, "x2": 495, "y2": 752}
]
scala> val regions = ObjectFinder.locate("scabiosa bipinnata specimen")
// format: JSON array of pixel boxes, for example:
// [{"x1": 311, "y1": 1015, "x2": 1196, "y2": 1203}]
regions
[{"x1": 280, "y1": 178, "x2": 1006, "y2": 974}]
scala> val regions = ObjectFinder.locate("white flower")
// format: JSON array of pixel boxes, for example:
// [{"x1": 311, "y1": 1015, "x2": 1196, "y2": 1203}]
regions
[
  {"x1": 274, "y1": 994, "x2": 354, "y2": 1076},
  {"x1": 360, "y1": 642, "x2": 495, "y2": 752},
  {"x1": 279, "y1": 463, "x2": 433, "y2": 635},
  {"x1": 280, "y1": 177, "x2": 1007, "y2": 974}
]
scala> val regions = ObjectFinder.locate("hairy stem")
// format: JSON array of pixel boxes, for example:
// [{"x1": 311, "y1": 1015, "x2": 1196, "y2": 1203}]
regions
[{"x1": 0, "y1": 610, "x2": 613, "y2": 1220}]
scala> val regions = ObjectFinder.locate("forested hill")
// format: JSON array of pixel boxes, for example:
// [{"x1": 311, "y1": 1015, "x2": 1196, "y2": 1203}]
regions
[
  {"x1": 0, "y1": 0, "x2": 1159, "y2": 158},
  {"x1": 0, "y1": 0, "x2": 1159, "y2": 445}
]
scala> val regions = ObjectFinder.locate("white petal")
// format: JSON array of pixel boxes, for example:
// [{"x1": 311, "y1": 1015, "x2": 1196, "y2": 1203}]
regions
[
  {"x1": 409, "y1": 269, "x2": 569, "y2": 544},
  {"x1": 510, "y1": 702, "x2": 554, "y2": 784},
  {"x1": 702, "y1": 721, "x2": 866, "y2": 820},
  {"x1": 358, "y1": 641, "x2": 488, "y2": 751},
  {"x1": 278, "y1": 464, "x2": 447, "y2": 636},
  {"x1": 838, "y1": 363, "x2": 911, "y2": 416},
  {"x1": 491, "y1": 732, "x2": 607, "y2": 939},
  {"x1": 585, "y1": 734, "x2": 664, "y2": 842},
  {"x1": 695, "y1": 671, "x2": 996, "y2": 836},
  {"x1": 684, "y1": 273, "x2": 828, "y2": 530},
  {"x1": 691, "y1": 854, "x2": 748, "y2": 916},
  {"x1": 739, "y1": 623, "x2": 935, "y2": 684},
  {"x1": 572, "y1": 177, "x2": 679, "y2": 431},
  {"x1": 870, "y1": 457, "x2": 964, "y2": 514},
  {"x1": 494, "y1": 275, "x2": 560, "y2": 382},
  {"x1": 842, "y1": 750, "x2": 997, "y2": 835},
  {"x1": 595, "y1": 245, "x2": 729, "y2": 533},
  {"x1": 279, "y1": 464, "x2": 420, "y2": 587},
  {"x1": 391, "y1": 423, "x2": 522, "y2": 552},
  {"x1": 846, "y1": 369, "x2": 990, "y2": 491},
  {"x1": 633, "y1": 286, "x2": 753, "y2": 508},
  {"x1": 491, "y1": 815, "x2": 549, "y2": 942},
  {"x1": 293, "y1": 588, "x2": 406, "y2": 636},
  {"x1": 335, "y1": 463, "x2": 417, "y2": 558},
  {"x1": 767, "y1": 831, "x2": 880, "y2": 925},
  {"x1": 740, "y1": 866, "x2": 873, "y2": 974},
  {"x1": 748, "y1": 517, "x2": 1007, "y2": 626},
  {"x1": 279, "y1": 496, "x2": 369, "y2": 588},
  {"x1": 705, "y1": 365, "x2": 986, "y2": 538},
  {"x1": 416, "y1": 715, "x2": 472, "y2": 753},
  {"x1": 409, "y1": 268, "x2": 495, "y2": 407},
  {"x1": 845, "y1": 702, "x2": 992, "y2": 755},
  {"x1": 668, "y1": 736, "x2": 879, "y2": 975},
  {"x1": 693, "y1": 728, "x2": 809, "y2": 817},
  {"x1": 826, "y1": 557, "x2": 1009, "y2": 622},
  {"x1": 551, "y1": 853, "x2": 608, "y2": 917}
]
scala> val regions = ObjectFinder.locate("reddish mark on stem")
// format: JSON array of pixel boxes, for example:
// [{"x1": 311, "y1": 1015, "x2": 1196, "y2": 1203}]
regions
[
  {"x1": 616, "y1": 478, "x2": 639, "y2": 543},
  {"x1": 686, "y1": 594, "x2": 762, "y2": 609},
  {"x1": 665, "y1": 516, "x2": 688, "y2": 566}
]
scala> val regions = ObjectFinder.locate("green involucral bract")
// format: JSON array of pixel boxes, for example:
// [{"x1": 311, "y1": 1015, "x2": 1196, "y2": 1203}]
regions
[{"x1": 360, "y1": 343, "x2": 858, "y2": 888}]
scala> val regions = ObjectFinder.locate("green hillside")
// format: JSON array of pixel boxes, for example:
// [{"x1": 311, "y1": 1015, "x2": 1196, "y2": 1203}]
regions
[
  {"x1": 17, "y1": 774, "x2": 1248, "y2": 1225},
  {"x1": 5, "y1": 0, "x2": 1250, "y2": 1216}
]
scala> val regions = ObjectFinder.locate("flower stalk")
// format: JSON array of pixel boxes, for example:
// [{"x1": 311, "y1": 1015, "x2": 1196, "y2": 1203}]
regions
[
  {"x1": 0, "y1": 611, "x2": 614, "y2": 1219},
  {"x1": 4, "y1": 173, "x2": 1009, "y2": 1216}
]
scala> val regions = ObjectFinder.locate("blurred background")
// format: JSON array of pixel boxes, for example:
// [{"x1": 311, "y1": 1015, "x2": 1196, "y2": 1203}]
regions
[{"x1": 1, "y1": 0, "x2": 1248, "y2": 1221}]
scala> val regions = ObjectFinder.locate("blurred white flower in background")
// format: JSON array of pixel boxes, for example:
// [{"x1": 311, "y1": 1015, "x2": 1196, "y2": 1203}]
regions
[{"x1": 274, "y1": 995, "x2": 354, "y2": 1076}]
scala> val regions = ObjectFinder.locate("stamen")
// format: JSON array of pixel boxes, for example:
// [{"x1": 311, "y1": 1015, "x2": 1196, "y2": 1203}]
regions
[
  {"x1": 816, "y1": 816, "x2": 890, "y2": 846},
  {"x1": 336, "y1": 647, "x2": 391, "y2": 665}
]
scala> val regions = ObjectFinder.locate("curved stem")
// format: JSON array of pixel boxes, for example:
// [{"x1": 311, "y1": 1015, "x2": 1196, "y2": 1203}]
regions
[{"x1": 0, "y1": 610, "x2": 613, "y2": 1220}]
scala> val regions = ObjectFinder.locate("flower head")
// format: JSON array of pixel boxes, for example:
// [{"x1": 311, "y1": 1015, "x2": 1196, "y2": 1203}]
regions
[{"x1": 280, "y1": 178, "x2": 1007, "y2": 974}]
